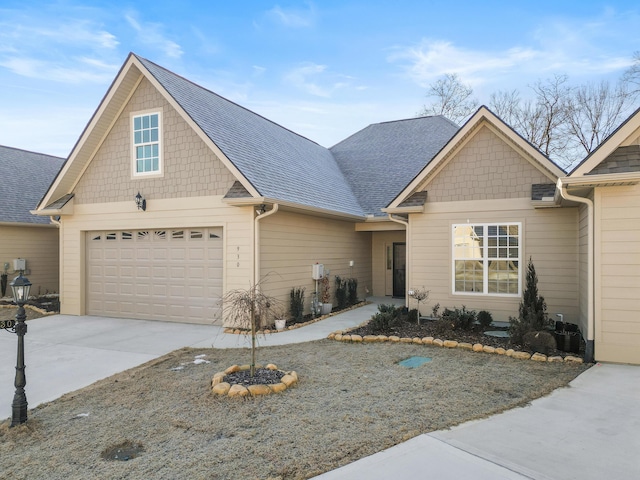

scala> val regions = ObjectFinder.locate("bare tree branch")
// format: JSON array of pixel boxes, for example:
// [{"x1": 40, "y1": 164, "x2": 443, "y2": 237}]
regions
[{"x1": 418, "y1": 73, "x2": 478, "y2": 125}]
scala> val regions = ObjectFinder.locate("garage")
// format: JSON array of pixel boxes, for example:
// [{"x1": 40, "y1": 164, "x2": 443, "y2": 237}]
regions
[{"x1": 86, "y1": 228, "x2": 223, "y2": 324}]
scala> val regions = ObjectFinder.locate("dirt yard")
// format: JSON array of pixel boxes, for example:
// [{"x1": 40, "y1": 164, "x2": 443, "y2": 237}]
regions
[{"x1": 0, "y1": 340, "x2": 589, "y2": 480}]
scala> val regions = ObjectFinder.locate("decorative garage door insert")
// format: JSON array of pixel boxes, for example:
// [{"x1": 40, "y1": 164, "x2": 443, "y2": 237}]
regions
[{"x1": 87, "y1": 228, "x2": 223, "y2": 324}]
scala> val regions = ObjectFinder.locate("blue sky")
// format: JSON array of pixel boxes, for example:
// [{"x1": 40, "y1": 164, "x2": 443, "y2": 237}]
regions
[{"x1": 0, "y1": 0, "x2": 638, "y2": 157}]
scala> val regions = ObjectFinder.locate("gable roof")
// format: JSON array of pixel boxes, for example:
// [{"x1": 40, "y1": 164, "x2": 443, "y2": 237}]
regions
[
  {"x1": 0, "y1": 145, "x2": 64, "y2": 225},
  {"x1": 570, "y1": 105, "x2": 640, "y2": 177},
  {"x1": 38, "y1": 53, "x2": 364, "y2": 218},
  {"x1": 330, "y1": 116, "x2": 459, "y2": 216},
  {"x1": 386, "y1": 106, "x2": 566, "y2": 210}
]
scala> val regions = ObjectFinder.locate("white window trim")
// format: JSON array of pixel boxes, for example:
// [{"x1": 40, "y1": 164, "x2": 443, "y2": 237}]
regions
[
  {"x1": 131, "y1": 110, "x2": 163, "y2": 178},
  {"x1": 451, "y1": 222, "x2": 522, "y2": 297}
]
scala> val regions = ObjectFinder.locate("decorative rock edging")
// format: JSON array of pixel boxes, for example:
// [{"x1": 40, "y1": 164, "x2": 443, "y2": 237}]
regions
[
  {"x1": 328, "y1": 330, "x2": 584, "y2": 364},
  {"x1": 222, "y1": 301, "x2": 369, "y2": 335},
  {"x1": 0, "y1": 304, "x2": 58, "y2": 316},
  {"x1": 211, "y1": 363, "x2": 299, "y2": 397}
]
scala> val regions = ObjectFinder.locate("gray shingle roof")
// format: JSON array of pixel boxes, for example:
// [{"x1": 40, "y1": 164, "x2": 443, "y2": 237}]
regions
[
  {"x1": 531, "y1": 184, "x2": 557, "y2": 201},
  {"x1": 136, "y1": 56, "x2": 364, "y2": 217},
  {"x1": 330, "y1": 116, "x2": 459, "y2": 216},
  {"x1": 0, "y1": 145, "x2": 65, "y2": 224},
  {"x1": 586, "y1": 145, "x2": 640, "y2": 175}
]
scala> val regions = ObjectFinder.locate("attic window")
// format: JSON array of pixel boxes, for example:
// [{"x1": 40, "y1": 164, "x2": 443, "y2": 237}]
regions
[{"x1": 132, "y1": 111, "x2": 162, "y2": 176}]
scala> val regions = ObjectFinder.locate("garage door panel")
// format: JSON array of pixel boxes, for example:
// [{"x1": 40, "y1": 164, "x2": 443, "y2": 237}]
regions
[{"x1": 87, "y1": 228, "x2": 223, "y2": 324}]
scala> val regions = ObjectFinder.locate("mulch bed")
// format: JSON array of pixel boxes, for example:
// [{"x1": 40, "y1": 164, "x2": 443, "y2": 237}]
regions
[{"x1": 349, "y1": 318, "x2": 584, "y2": 359}]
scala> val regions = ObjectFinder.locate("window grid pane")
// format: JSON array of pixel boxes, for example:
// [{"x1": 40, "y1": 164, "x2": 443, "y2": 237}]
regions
[
  {"x1": 133, "y1": 113, "x2": 160, "y2": 173},
  {"x1": 453, "y1": 223, "x2": 520, "y2": 295}
]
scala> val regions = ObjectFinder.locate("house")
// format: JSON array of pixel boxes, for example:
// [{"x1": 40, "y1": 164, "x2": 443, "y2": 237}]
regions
[
  {"x1": 34, "y1": 53, "x2": 457, "y2": 325},
  {"x1": 34, "y1": 53, "x2": 640, "y2": 364},
  {"x1": 0, "y1": 145, "x2": 64, "y2": 296}
]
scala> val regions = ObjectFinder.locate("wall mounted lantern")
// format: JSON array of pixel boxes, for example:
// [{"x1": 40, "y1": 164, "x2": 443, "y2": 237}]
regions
[{"x1": 135, "y1": 192, "x2": 146, "y2": 211}]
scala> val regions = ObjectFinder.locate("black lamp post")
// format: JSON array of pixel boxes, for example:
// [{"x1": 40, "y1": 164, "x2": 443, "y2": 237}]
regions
[{"x1": 9, "y1": 273, "x2": 31, "y2": 426}]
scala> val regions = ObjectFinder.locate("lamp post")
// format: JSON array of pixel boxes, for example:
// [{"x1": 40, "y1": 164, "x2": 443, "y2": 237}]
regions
[{"x1": 8, "y1": 273, "x2": 31, "y2": 426}]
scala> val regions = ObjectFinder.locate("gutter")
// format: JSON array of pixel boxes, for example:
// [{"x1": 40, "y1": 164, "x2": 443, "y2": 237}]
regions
[
  {"x1": 557, "y1": 178, "x2": 595, "y2": 363},
  {"x1": 254, "y1": 204, "x2": 279, "y2": 286}
]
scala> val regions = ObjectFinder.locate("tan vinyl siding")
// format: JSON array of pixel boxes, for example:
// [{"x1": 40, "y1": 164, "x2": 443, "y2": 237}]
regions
[
  {"x1": 372, "y1": 231, "x2": 406, "y2": 297},
  {"x1": 0, "y1": 225, "x2": 59, "y2": 295},
  {"x1": 57, "y1": 196, "x2": 252, "y2": 321},
  {"x1": 422, "y1": 125, "x2": 553, "y2": 202},
  {"x1": 259, "y1": 210, "x2": 372, "y2": 315},
  {"x1": 409, "y1": 198, "x2": 579, "y2": 322},
  {"x1": 73, "y1": 78, "x2": 236, "y2": 204},
  {"x1": 594, "y1": 184, "x2": 640, "y2": 364}
]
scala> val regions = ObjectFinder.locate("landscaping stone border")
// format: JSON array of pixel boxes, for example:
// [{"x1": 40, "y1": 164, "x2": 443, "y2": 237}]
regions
[
  {"x1": 222, "y1": 301, "x2": 369, "y2": 335},
  {"x1": 211, "y1": 363, "x2": 299, "y2": 397},
  {"x1": 327, "y1": 328, "x2": 584, "y2": 364}
]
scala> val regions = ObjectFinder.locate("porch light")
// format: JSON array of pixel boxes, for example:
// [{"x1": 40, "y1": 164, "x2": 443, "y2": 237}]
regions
[
  {"x1": 11, "y1": 273, "x2": 31, "y2": 304},
  {"x1": 135, "y1": 192, "x2": 146, "y2": 211}
]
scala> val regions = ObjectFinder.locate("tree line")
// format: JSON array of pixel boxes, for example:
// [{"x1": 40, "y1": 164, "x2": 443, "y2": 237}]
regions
[{"x1": 419, "y1": 52, "x2": 640, "y2": 168}]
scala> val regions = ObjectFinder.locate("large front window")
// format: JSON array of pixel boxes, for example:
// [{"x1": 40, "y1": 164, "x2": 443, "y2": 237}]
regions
[
  {"x1": 452, "y1": 223, "x2": 521, "y2": 295},
  {"x1": 132, "y1": 112, "x2": 161, "y2": 175}
]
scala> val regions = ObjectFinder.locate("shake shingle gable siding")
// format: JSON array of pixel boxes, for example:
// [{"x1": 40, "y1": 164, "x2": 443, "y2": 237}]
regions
[
  {"x1": 330, "y1": 117, "x2": 459, "y2": 216},
  {"x1": 136, "y1": 56, "x2": 364, "y2": 217},
  {"x1": 0, "y1": 145, "x2": 65, "y2": 224}
]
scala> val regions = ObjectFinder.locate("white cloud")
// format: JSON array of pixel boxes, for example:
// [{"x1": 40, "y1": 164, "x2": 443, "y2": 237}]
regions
[
  {"x1": 0, "y1": 56, "x2": 116, "y2": 83},
  {"x1": 267, "y1": 3, "x2": 316, "y2": 28},
  {"x1": 284, "y1": 63, "x2": 357, "y2": 98},
  {"x1": 389, "y1": 9, "x2": 639, "y2": 91},
  {"x1": 124, "y1": 12, "x2": 183, "y2": 59}
]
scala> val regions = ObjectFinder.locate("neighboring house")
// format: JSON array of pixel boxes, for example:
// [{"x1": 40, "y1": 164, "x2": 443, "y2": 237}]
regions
[
  {"x1": 34, "y1": 53, "x2": 640, "y2": 364},
  {"x1": 0, "y1": 145, "x2": 64, "y2": 296}
]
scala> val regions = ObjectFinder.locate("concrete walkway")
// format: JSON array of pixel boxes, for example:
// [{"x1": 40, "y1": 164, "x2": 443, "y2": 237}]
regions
[{"x1": 2, "y1": 300, "x2": 639, "y2": 479}]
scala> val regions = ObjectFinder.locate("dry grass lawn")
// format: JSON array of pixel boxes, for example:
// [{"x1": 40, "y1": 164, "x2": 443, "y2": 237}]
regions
[{"x1": 0, "y1": 340, "x2": 589, "y2": 480}]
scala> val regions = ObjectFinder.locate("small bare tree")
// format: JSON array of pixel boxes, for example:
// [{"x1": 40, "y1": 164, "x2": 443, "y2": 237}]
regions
[
  {"x1": 418, "y1": 73, "x2": 478, "y2": 125},
  {"x1": 409, "y1": 287, "x2": 429, "y2": 317},
  {"x1": 221, "y1": 279, "x2": 281, "y2": 376}
]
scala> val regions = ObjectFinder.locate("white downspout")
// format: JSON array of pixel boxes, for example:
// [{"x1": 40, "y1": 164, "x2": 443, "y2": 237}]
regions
[
  {"x1": 387, "y1": 214, "x2": 409, "y2": 307},
  {"x1": 254, "y1": 204, "x2": 279, "y2": 286},
  {"x1": 557, "y1": 179, "x2": 595, "y2": 363}
]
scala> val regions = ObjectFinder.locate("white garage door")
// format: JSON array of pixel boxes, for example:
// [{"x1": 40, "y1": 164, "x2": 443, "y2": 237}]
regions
[{"x1": 87, "y1": 228, "x2": 223, "y2": 324}]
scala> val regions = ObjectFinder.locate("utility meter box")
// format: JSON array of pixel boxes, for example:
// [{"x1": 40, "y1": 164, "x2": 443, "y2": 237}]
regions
[
  {"x1": 312, "y1": 263, "x2": 324, "y2": 280},
  {"x1": 13, "y1": 258, "x2": 26, "y2": 272}
]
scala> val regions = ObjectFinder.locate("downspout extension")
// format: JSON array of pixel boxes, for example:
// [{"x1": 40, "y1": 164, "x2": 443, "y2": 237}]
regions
[
  {"x1": 557, "y1": 179, "x2": 595, "y2": 363},
  {"x1": 254, "y1": 204, "x2": 279, "y2": 286},
  {"x1": 387, "y1": 214, "x2": 409, "y2": 306}
]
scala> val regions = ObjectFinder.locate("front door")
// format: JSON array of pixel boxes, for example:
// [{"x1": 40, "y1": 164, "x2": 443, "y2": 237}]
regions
[{"x1": 393, "y1": 242, "x2": 406, "y2": 298}]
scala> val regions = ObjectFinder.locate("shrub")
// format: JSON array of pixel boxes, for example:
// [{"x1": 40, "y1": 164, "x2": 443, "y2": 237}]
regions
[
  {"x1": 369, "y1": 304, "x2": 402, "y2": 333},
  {"x1": 289, "y1": 287, "x2": 305, "y2": 323},
  {"x1": 441, "y1": 306, "x2": 476, "y2": 331},
  {"x1": 335, "y1": 276, "x2": 348, "y2": 310},
  {"x1": 509, "y1": 258, "x2": 548, "y2": 344},
  {"x1": 407, "y1": 309, "x2": 418, "y2": 323},
  {"x1": 347, "y1": 278, "x2": 358, "y2": 306},
  {"x1": 477, "y1": 310, "x2": 493, "y2": 328},
  {"x1": 431, "y1": 303, "x2": 441, "y2": 318}
]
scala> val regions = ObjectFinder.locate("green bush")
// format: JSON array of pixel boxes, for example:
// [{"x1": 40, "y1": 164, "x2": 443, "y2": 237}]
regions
[
  {"x1": 407, "y1": 309, "x2": 418, "y2": 323},
  {"x1": 369, "y1": 304, "x2": 402, "y2": 333},
  {"x1": 477, "y1": 310, "x2": 493, "y2": 328},
  {"x1": 441, "y1": 306, "x2": 477, "y2": 331},
  {"x1": 335, "y1": 276, "x2": 348, "y2": 310},
  {"x1": 289, "y1": 287, "x2": 305, "y2": 323},
  {"x1": 509, "y1": 258, "x2": 548, "y2": 344},
  {"x1": 347, "y1": 278, "x2": 358, "y2": 306}
]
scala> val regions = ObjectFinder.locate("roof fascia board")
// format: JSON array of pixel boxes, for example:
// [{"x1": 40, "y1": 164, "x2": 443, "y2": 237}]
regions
[
  {"x1": 570, "y1": 106, "x2": 640, "y2": 177},
  {"x1": 133, "y1": 57, "x2": 261, "y2": 198},
  {"x1": 0, "y1": 221, "x2": 57, "y2": 228},
  {"x1": 561, "y1": 171, "x2": 640, "y2": 188},
  {"x1": 381, "y1": 206, "x2": 424, "y2": 214},
  {"x1": 223, "y1": 196, "x2": 365, "y2": 221}
]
